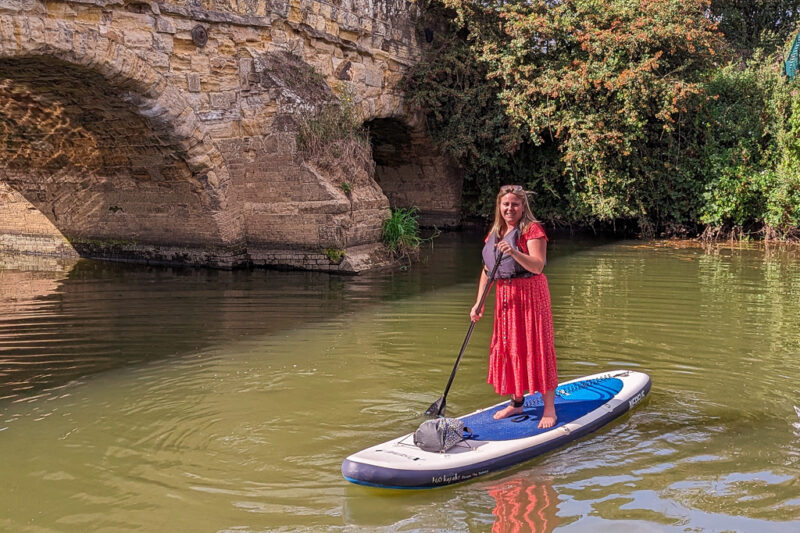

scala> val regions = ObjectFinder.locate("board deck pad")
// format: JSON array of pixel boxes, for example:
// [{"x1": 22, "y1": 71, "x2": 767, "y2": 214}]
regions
[
  {"x1": 342, "y1": 371, "x2": 650, "y2": 489},
  {"x1": 464, "y1": 377, "x2": 624, "y2": 441}
]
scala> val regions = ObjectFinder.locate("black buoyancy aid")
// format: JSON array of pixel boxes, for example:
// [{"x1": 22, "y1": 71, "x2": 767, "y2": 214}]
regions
[{"x1": 482, "y1": 227, "x2": 531, "y2": 279}]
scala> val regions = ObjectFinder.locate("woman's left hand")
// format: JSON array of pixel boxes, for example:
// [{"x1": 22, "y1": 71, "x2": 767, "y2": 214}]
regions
[{"x1": 496, "y1": 240, "x2": 514, "y2": 256}]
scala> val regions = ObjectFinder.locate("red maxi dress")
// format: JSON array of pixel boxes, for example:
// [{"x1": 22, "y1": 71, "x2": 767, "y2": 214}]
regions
[{"x1": 487, "y1": 223, "x2": 558, "y2": 397}]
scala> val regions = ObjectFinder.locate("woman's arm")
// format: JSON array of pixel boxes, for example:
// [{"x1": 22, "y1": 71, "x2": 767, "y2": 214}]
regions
[
  {"x1": 496, "y1": 238, "x2": 547, "y2": 274},
  {"x1": 470, "y1": 269, "x2": 489, "y2": 322}
]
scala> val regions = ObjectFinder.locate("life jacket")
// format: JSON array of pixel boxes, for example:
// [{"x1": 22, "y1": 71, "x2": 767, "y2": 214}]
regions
[{"x1": 482, "y1": 227, "x2": 530, "y2": 279}]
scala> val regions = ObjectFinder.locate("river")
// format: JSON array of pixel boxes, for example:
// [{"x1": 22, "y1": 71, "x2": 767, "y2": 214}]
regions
[{"x1": 1, "y1": 233, "x2": 798, "y2": 531}]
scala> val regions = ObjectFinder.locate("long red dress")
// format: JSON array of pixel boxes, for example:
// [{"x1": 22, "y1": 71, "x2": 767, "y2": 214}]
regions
[{"x1": 487, "y1": 223, "x2": 558, "y2": 397}]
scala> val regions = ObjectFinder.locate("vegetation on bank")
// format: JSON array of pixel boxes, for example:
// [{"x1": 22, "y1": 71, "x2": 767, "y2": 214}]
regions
[
  {"x1": 404, "y1": 0, "x2": 800, "y2": 239},
  {"x1": 382, "y1": 207, "x2": 423, "y2": 260},
  {"x1": 295, "y1": 85, "x2": 370, "y2": 173},
  {"x1": 296, "y1": 94, "x2": 428, "y2": 260}
]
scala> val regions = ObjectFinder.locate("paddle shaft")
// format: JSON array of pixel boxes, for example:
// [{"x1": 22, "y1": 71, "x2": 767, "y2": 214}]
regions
[{"x1": 435, "y1": 251, "x2": 503, "y2": 410}]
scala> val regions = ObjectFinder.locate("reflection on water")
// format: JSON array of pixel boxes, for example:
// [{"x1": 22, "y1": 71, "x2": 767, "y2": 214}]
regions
[
  {"x1": 1, "y1": 237, "x2": 799, "y2": 531},
  {"x1": 487, "y1": 477, "x2": 560, "y2": 533},
  {"x1": 0, "y1": 234, "x2": 478, "y2": 404}
]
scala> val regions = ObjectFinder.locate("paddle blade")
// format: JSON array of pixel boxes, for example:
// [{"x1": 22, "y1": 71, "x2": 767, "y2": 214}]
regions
[{"x1": 425, "y1": 397, "x2": 446, "y2": 417}]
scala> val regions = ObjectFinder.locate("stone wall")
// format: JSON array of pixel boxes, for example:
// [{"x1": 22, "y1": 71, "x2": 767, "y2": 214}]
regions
[{"x1": 0, "y1": 0, "x2": 463, "y2": 271}]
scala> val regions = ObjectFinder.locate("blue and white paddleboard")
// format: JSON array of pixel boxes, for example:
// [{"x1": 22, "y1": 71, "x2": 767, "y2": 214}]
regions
[{"x1": 342, "y1": 370, "x2": 651, "y2": 489}]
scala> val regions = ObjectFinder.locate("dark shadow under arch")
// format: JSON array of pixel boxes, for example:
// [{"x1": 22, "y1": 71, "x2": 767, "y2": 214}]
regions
[
  {"x1": 0, "y1": 15, "x2": 247, "y2": 265},
  {"x1": 365, "y1": 116, "x2": 463, "y2": 228},
  {"x1": 0, "y1": 56, "x2": 233, "y2": 260}
]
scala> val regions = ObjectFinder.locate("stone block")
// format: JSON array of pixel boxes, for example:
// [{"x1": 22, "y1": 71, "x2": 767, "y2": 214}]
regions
[
  {"x1": 112, "y1": 11, "x2": 155, "y2": 30},
  {"x1": 363, "y1": 85, "x2": 381, "y2": 99},
  {"x1": 203, "y1": 120, "x2": 240, "y2": 138},
  {"x1": 155, "y1": 17, "x2": 176, "y2": 34},
  {"x1": 197, "y1": 108, "x2": 239, "y2": 124},
  {"x1": 187, "y1": 73, "x2": 201, "y2": 92},
  {"x1": 339, "y1": 29, "x2": 359, "y2": 43},
  {"x1": 364, "y1": 65, "x2": 383, "y2": 88},
  {"x1": 35, "y1": 1, "x2": 73, "y2": 18},
  {"x1": 308, "y1": 56, "x2": 332, "y2": 78},
  {"x1": 152, "y1": 32, "x2": 174, "y2": 54},
  {"x1": 319, "y1": 3, "x2": 331, "y2": 19},
  {"x1": 326, "y1": 20, "x2": 339, "y2": 37},
  {"x1": 0, "y1": 17, "x2": 18, "y2": 54},
  {"x1": 239, "y1": 57, "x2": 253, "y2": 89},
  {"x1": 384, "y1": 71, "x2": 403, "y2": 89},
  {"x1": 146, "y1": 50, "x2": 170, "y2": 68},
  {"x1": 288, "y1": 7, "x2": 302, "y2": 23},
  {"x1": 341, "y1": 13, "x2": 359, "y2": 32},
  {"x1": 230, "y1": 27, "x2": 261, "y2": 43},
  {"x1": 190, "y1": 54, "x2": 210, "y2": 73},
  {"x1": 23, "y1": 15, "x2": 45, "y2": 49},
  {"x1": 123, "y1": 30, "x2": 152, "y2": 48},
  {"x1": 43, "y1": 17, "x2": 73, "y2": 51},
  {"x1": 349, "y1": 61, "x2": 365, "y2": 83},
  {"x1": 76, "y1": 9, "x2": 102, "y2": 24},
  {"x1": 210, "y1": 91, "x2": 237, "y2": 109}
]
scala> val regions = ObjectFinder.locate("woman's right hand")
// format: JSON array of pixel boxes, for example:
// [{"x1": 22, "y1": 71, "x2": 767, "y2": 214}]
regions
[{"x1": 470, "y1": 303, "x2": 483, "y2": 322}]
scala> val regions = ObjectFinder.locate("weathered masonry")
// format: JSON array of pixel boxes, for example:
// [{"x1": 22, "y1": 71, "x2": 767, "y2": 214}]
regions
[{"x1": 0, "y1": 0, "x2": 462, "y2": 272}]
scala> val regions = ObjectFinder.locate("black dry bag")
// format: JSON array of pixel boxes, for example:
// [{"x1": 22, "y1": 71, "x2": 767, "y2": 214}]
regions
[{"x1": 413, "y1": 418, "x2": 472, "y2": 453}]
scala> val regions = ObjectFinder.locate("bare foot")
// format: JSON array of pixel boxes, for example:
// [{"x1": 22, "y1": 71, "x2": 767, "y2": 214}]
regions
[
  {"x1": 538, "y1": 407, "x2": 557, "y2": 429},
  {"x1": 537, "y1": 390, "x2": 557, "y2": 429},
  {"x1": 493, "y1": 404, "x2": 524, "y2": 420}
]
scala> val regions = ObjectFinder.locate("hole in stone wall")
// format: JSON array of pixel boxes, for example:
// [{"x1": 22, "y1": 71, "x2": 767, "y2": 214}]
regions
[
  {"x1": 366, "y1": 117, "x2": 412, "y2": 168},
  {"x1": 364, "y1": 117, "x2": 463, "y2": 228}
]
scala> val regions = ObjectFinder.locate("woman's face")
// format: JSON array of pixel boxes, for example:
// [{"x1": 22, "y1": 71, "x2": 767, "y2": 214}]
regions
[{"x1": 500, "y1": 193, "x2": 523, "y2": 226}]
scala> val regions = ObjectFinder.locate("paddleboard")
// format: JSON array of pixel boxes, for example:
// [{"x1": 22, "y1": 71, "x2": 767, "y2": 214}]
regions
[{"x1": 342, "y1": 370, "x2": 651, "y2": 489}]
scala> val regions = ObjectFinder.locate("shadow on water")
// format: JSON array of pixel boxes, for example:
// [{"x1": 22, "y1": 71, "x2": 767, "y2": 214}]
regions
[{"x1": 0, "y1": 230, "x2": 614, "y2": 404}]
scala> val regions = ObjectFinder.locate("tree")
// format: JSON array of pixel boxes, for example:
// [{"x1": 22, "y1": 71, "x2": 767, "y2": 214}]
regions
[
  {"x1": 442, "y1": 0, "x2": 726, "y2": 226},
  {"x1": 711, "y1": 0, "x2": 800, "y2": 55}
]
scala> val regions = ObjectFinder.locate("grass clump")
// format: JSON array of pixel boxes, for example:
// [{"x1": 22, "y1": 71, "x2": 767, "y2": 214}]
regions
[{"x1": 382, "y1": 207, "x2": 422, "y2": 257}]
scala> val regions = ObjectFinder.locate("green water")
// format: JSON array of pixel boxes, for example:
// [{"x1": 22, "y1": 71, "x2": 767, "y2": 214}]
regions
[{"x1": 1, "y1": 235, "x2": 799, "y2": 531}]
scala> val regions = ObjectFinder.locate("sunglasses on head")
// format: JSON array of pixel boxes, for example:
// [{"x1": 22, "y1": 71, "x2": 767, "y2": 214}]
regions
[{"x1": 500, "y1": 185, "x2": 524, "y2": 193}]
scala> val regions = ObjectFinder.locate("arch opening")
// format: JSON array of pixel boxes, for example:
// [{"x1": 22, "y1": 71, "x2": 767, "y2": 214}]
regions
[{"x1": 366, "y1": 116, "x2": 462, "y2": 228}]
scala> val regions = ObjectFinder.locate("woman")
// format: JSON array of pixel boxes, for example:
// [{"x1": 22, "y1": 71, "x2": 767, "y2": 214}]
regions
[{"x1": 470, "y1": 185, "x2": 559, "y2": 428}]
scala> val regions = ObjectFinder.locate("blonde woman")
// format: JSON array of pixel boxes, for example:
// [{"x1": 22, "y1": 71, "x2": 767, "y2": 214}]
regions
[{"x1": 470, "y1": 185, "x2": 559, "y2": 428}]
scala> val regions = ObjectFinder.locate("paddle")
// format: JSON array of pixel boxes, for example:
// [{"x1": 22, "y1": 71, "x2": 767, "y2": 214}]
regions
[{"x1": 425, "y1": 249, "x2": 503, "y2": 417}]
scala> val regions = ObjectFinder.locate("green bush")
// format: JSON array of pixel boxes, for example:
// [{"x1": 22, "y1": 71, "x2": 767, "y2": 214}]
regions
[
  {"x1": 382, "y1": 207, "x2": 422, "y2": 254},
  {"x1": 407, "y1": 0, "x2": 725, "y2": 228},
  {"x1": 690, "y1": 55, "x2": 800, "y2": 236},
  {"x1": 406, "y1": 1, "x2": 800, "y2": 238},
  {"x1": 710, "y1": 0, "x2": 800, "y2": 55},
  {"x1": 323, "y1": 248, "x2": 346, "y2": 264}
]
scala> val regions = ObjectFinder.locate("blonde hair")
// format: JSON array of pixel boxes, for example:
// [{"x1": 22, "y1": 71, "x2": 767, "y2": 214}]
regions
[{"x1": 490, "y1": 185, "x2": 539, "y2": 238}]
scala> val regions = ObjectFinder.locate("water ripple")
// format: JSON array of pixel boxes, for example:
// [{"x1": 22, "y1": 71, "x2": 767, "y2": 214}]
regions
[{"x1": 2, "y1": 239, "x2": 800, "y2": 530}]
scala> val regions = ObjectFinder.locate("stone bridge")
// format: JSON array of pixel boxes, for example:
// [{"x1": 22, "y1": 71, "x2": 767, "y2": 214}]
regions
[{"x1": 0, "y1": 0, "x2": 462, "y2": 271}]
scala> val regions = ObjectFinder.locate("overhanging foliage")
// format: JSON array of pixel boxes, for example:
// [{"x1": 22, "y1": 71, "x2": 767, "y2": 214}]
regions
[{"x1": 405, "y1": 0, "x2": 800, "y2": 237}]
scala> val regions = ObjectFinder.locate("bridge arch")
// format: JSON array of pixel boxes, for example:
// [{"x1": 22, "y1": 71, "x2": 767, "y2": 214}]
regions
[
  {"x1": 365, "y1": 113, "x2": 462, "y2": 228},
  {"x1": 0, "y1": 16, "x2": 245, "y2": 265}
]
